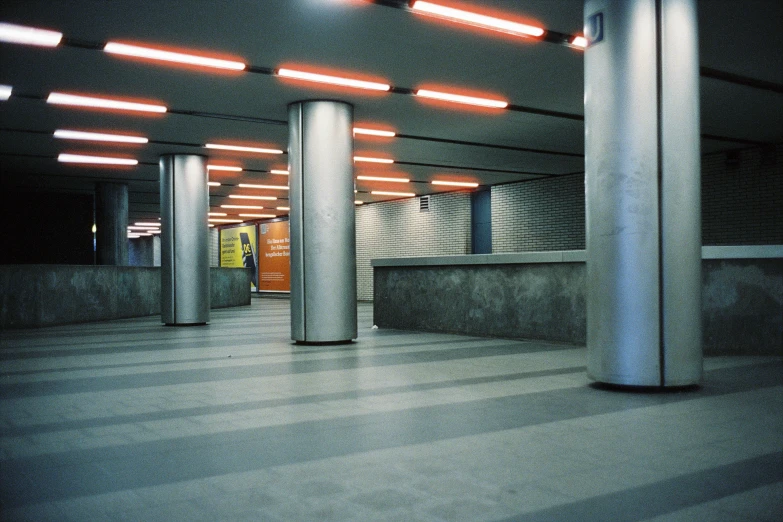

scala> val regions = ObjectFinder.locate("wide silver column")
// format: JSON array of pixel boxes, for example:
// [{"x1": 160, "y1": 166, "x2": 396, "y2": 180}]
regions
[
  {"x1": 160, "y1": 154, "x2": 210, "y2": 325},
  {"x1": 95, "y1": 182, "x2": 128, "y2": 265},
  {"x1": 584, "y1": 0, "x2": 701, "y2": 386},
  {"x1": 288, "y1": 100, "x2": 357, "y2": 342}
]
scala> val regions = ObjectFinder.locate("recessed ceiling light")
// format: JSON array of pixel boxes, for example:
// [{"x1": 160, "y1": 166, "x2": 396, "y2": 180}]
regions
[
  {"x1": 0, "y1": 85, "x2": 12, "y2": 101},
  {"x1": 354, "y1": 156, "x2": 394, "y2": 164},
  {"x1": 104, "y1": 42, "x2": 246, "y2": 70},
  {"x1": 410, "y1": 1, "x2": 544, "y2": 38},
  {"x1": 221, "y1": 204, "x2": 265, "y2": 209},
  {"x1": 58, "y1": 153, "x2": 138, "y2": 166},
  {"x1": 0, "y1": 22, "x2": 62, "y2": 47},
  {"x1": 353, "y1": 127, "x2": 396, "y2": 138},
  {"x1": 54, "y1": 129, "x2": 149, "y2": 144},
  {"x1": 431, "y1": 180, "x2": 479, "y2": 188},
  {"x1": 414, "y1": 89, "x2": 507, "y2": 109},
  {"x1": 227, "y1": 194, "x2": 277, "y2": 201},
  {"x1": 277, "y1": 68, "x2": 391, "y2": 91},
  {"x1": 238, "y1": 183, "x2": 289, "y2": 190},
  {"x1": 371, "y1": 190, "x2": 416, "y2": 197},
  {"x1": 357, "y1": 175, "x2": 409, "y2": 183},
  {"x1": 205, "y1": 143, "x2": 283, "y2": 154},
  {"x1": 207, "y1": 164, "x2": 242, "y2": 171},
  {"x1": 47, "y1": 92, "x2": 167, "y2": 113}
]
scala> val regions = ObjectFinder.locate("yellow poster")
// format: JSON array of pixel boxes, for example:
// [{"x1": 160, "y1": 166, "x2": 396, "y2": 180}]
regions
[
  {"x1": 220, "y1": 225, "x2": 258, "y2": 290},
  {"x1": 258, "y1": 220, "x2": 290, "y2": 292}
]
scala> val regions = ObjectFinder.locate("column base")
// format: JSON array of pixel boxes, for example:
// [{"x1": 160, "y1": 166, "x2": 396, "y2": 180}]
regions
[
  {"x1": 163, "y1": 322, "x2": 208, "y2": 327},
  {"x1": 294, "y1": 339, "x2": 355, "y2": 346}
]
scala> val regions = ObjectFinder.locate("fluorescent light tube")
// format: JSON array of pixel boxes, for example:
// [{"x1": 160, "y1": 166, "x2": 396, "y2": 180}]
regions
[
  {"x1": 410, "y1": 1, "x2": 544, "y2": 38},
  {"x1": 270, "y1": 169, "x2": 289, "y2": 175},
  {"x1": 205, "y1": 143, "x2": 283, "y2": 154},
  {"x1": 0, "y1": 22, "x2": 62, "y2": 47},
  {"x1": 207, "y1": 181, "x2": 221, "y2": 187},
  {"x1": 354, "y1": 156, "x2": 394, "y2": 164},
  {"x1": 371, "y1": 190, "x2": 416, "y2": 197},
  {"x1": 277, "y1": 68, "x2": 390, "y2": 91},
  {"x1": 415, "y1": 89, "x2": 507, "y2": 109},
  {"x1": 127, "y1": 225, "x2": 159, "y2": 230},
  {"x1": 355, "y1": 200, "x2": 364, "y2": 205},
  {"x1": 239, "y1": 214, "x2": 276, "y2": 218},
  {"x1": 207, "y1": 164, "x2": 242, "y2": 171},
  {"x1": 58, "y1": 153, "x2": 138, "y2": 166},
  {"x1": 208, "y1": 212, "x2": 227, "y2": 216},
  {"x1": 104, "y1": 42, "x2": 246, "y2": 70},
  {"x1": 0, "y1": 85, "x2": 12, "y2": 101},
  {"x1": 571, "y1": 36, "x2": 587, "y2": 48},
  {"x1": 54, "y1": 129, "x2": 148, "y2": 143},
  {"x1": 353, "y1": 127, "x2": 396, "y2": 137},
  {"x1": 47, "y1": 92, "x2": 167, "y2": 113},
  {"x1": 209, "y1": 218, "x2": 243, "y2": 223},
  {"x1": 357, "y1": 175, "x2": 409, "y2": 183},
  {"x1": 221, "y1": 204, "x2": 265, "y2": 209},
  {"x1": 134, "y1": 222, "x2": 160, "y2": 227},
  {"x1": 238, "y1": 184, "x2": 289, "y2": 190},
  {"x1": 431, "y1": 180, "x2": 479, "y2": 188},
  {"x1": 227, "y1": 194, "x2": 277, "y2": 201},
  {"x1": 276, "y1": 207, "x2": 290, "y2": 211}
]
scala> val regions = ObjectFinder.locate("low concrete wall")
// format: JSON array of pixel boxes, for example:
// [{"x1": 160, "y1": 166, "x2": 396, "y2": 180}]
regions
[
  {"x1": 0, "y1": 265, "x2": 252, "y2": 329},
  {"x1": 373, "y1": 248, "x2": 782, "y2": 356}
]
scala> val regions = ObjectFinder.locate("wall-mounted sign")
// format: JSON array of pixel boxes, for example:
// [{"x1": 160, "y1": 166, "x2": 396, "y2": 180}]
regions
[
  {"x1": 220, "y1": 224, "x2": 258, "y2": 290},
  {"x1": 258, "y1": 220, "x2": 290, "y2": 292}
]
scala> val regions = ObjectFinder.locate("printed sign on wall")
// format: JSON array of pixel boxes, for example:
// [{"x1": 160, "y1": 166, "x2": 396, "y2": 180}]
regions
[
  {"x1": 220, "y1": 224, "x2": 258, "y2": 290},
  {"x1": 258, "y1": 220, "x2": 290, "y2": 292}
]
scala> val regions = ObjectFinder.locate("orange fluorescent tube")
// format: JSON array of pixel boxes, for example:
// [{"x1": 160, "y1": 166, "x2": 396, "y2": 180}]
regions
[
  {"x1": 270, "y1": 169, "x2": 289, "y2": 175},
  {"x1": 239, "y1": 214, "x2": 276, "y2": 218},
  {"x1": 0, "y1": 22, "x2": 62, "y2": 47},
  {"x1": 410, "y1": 1, "x2": 544, "y2": 38},
  {"x1": 277, "y1": 68, "x2": 390, "y2": 91},
  {"x1": 209, "y1": 218, "x2": 243, "y2": 223},
  {"x1": 207, "y1": 165, "x2": 242, "y2": 172},
  {"x1": 415, "y1": 89, "x2": 507, "y2": 109},
  {"x1": 238, "y1": 184, "x2": 289, "y2": 191},
  {"x1": 371, "y1": 190, "x2": 416, "y2": 197},
  {"x1": 104, "y1": 42, "x2": 246, "y2": 70},
  {"x1": 221, "y1": 204, "x2": 265, "y2": 209},
  {"x1": 354, "y1": 156, "x2": 394, "y2": 164},
  {"x1": 208, "y1": 212, "x2": 227, "y2": 216},
  {"x1": 207, "y1": 181, "x2": 221, "y2": 187},
  {"x1": 357, "y1": 175, "x2": 409, "y2": 183},
  {"x1": 432, "y1": 180, "x2": 479, "y2": 188},
  {"x1": 58, "y1": 153, "x2": 138, "y2": 166},
  {"x1": 353, "y1": 127, "x2": 396, "y2": 138},
  {"x1": 54, "y1": 129, "x2": 148, "y2": 144},
  {"x1": 47, "y1": 92, "x2": 167, "y2": 113},
  {"x1": 205, "y1": 143, "x2": 283, "y2": 155},
  {"x1": 227, "y1": 194, "x2": 276, "y2": 201}
]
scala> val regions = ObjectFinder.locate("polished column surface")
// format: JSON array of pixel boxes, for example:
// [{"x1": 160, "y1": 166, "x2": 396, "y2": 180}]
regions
[
  {"x1": 288, "y1": 100, "x2": 357, "y2": 342},
  {"x1": 160, "y1": 154, "x2": 210, "y2": 325},
  {"x1": 584, "y1": 0, "x2": 701, "y2": 386},
  {"x1": 95, "y1": 182, "x2": 128, "y2": 266}
]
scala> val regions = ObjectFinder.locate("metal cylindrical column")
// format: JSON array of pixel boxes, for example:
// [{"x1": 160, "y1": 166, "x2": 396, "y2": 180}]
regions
[
  {"x1": 584, "y1": 0, "x2": 701, "y2": 386},
  {"x1": 95, "y1": 182, "x2": 128, "y2": 265},
  {"x1": 160, "y1": 154, "x2": 210, "y2": 325},
  {"x1": 288, "y1": 100, "x2": 357, "y2": 343}
]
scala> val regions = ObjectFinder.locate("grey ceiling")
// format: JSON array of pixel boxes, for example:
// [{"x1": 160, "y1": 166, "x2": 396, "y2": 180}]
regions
[{"x1": 1, "y1": 0, "x2": 781, "y2": 221}]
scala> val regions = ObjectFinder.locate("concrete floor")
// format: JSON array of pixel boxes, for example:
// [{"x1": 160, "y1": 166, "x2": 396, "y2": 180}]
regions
[{"x1": 1, "y1": 299, "x2": 781, "y2": 521}]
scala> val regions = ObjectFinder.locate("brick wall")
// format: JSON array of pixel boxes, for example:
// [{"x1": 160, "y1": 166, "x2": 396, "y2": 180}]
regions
[
  {"x1": 355, "y1": 192, "x2": 471, "y2": 300},
  {"x1": 491, "y1": 174, "x2": 586, "y2": 253},
  {"x1": 702, "y1": 145, "x2": 782, "y2": 245}
]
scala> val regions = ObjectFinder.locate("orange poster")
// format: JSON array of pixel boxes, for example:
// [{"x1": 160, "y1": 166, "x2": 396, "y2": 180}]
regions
[{"x1": 258, "y1": 220, "x2": 290, "y2": 292}]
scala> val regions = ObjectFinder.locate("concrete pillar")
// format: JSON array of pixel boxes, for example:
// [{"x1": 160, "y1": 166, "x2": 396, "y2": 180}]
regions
[
  {"x1": 288, "y1": 100, "x2": 357, "y2": 343},
  {"x1": 160, "y1": 154, "x2": 210, "y2": 325},
  {"x1": 95, "y1": 182, "x2": 128, "y2": 265},
  {"x1": 584, "y1": 0, "x2": 702, "y2": 386}
]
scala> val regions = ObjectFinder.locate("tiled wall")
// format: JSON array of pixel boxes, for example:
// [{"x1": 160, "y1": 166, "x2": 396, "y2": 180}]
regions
[
  {"x1": 491, "y1": 174, "x2": 585, "y2": 253},
  {"x1": 702, "y1": 145, "x2": 782, "y2": 245},
  {"x1": 209, "y1": 227, "x2": 220, "y2": 267},
  {"x1": 355, "y1": 192, "x2": 471, "y2": 300}
]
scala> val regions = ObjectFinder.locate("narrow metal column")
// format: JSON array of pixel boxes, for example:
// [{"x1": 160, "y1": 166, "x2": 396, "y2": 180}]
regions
[
  {"x1": 95, "y1": 182, "x2": 128, "y2": 265},
  {"x1": 288, "y1": 100, "x2": 357, "y2": 343},
  {"x1": 584, "y1": 0, "x2": 701, "y2": 386},
  {"x1": 160, "y1": 154, "x2": 210, "y2": 325}
]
